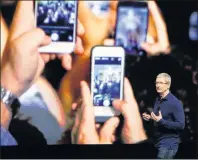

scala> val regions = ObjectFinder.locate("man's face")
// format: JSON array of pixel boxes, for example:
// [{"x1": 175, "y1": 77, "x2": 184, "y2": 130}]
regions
[{"x1": 155, "y1": 77, "x2": 169, "y2": 94}]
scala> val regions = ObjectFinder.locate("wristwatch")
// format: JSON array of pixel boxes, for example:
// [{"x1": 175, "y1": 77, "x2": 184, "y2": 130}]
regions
[{"x1": 1, "y1": 86, "x2": 20, "y2": 116}]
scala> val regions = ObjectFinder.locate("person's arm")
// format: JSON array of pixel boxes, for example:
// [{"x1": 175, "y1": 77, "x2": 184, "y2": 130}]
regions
[
  {"x1": 158, "y1": 103, "x2": 185, "y2": 130},
  {"x1": 59, "y1": 52, "x2": 91, "y2": 117},
  {"x1": 59, "y1": 0, "x2": 118, "y2": 121},
  {"x1": 2, "y1": 6, "x2": 66, "y2": 131},
  {"x1": 1, "y1": 14, "x2": 9, "y2": 58},
  {"x1": 59, "y1": 0, "x2": 113, "y2": 121},
  {"x1": 1, "y1": 2, "x2": 51, "y2": 146},
  {"x1": 35, "y1": 76, "x2": 66, "y2": 130}
]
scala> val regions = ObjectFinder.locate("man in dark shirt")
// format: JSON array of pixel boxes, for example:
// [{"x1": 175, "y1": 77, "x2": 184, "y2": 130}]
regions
[{"x1": 142, "y1": 73, "x2": 185, "y2": 159}]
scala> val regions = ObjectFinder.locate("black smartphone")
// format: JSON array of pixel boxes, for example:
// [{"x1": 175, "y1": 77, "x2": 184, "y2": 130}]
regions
[
  {"x1": 91, "y1": 46, "x2": 125, "y2": 123},
  {"x1": 115, "y1": 1, "x2": 149, "y2": 56},
  {"x1": 34, "y1": 0, "x2": 78, "y2": 53}
]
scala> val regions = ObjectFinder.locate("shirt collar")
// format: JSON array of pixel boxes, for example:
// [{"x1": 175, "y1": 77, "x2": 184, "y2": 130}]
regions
[{"x1": 158, "y1": 92, "x2": 171, "y2": 101}]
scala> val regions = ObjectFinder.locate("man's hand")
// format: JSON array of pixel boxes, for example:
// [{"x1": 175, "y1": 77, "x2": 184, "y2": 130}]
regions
[
  {"x1": 103, "y1": 1, "x2": 171, "y2": 56},
  {"x1": 151, "y1": 111, "x2": 162, "y2": 122},
  {"x1": 142, "y1": 112, "x2": 151, "y2": 121},
  {"x1": 9, "y1": 1, "x2": 85, "y2": 71},
  {"x1": 141, "y1": 1, "x2": 171, "y2": 56},
  {"x1": 78, "y1": 1, "x2": 117, "y2": 55},
  {"x1": 113, "y1": 78, "x2": 147, "y2": 144},
  {"x1": 1, "y1": 28, "x2": 51, "y2": 97},
  {"x1": 71, "y1": 81, "x2": 119, "y2": 144}
]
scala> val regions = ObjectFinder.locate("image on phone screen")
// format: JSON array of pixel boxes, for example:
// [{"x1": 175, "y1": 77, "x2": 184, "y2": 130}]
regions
[
  {"x1": 85, "y1": 1, "x2": 110, "y2": 18},
  {"x1": 115, "y1": 4, "x2": 148, "y2": 56},
  {"x1": 93, "y1": 57, "x2": 122, "y2": 107},
  {"x1": 35, "y1": 0, "x2": 77, "y2": 42}
]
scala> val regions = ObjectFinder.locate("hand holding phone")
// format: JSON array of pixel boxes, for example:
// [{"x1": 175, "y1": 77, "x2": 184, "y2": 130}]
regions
[
  {"x1": 91, "y1": 46, "x2": 125, "y2": 123},
  {"x1": 35, "y1": 0, "x2": 78, "y2": 53},
  {"x1": 71, "y1": 78, "x2": 147, "y2": 144}
]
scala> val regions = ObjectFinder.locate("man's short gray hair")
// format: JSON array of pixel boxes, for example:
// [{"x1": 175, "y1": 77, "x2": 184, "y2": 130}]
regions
[{"x1": 157, "y1": 73, "x2": 171, "y2": 86}]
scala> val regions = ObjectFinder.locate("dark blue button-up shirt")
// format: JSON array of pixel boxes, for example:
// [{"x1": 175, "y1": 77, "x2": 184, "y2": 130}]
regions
[{"x1": 153, "y1": 92, "x2": 185, "y2": 149}]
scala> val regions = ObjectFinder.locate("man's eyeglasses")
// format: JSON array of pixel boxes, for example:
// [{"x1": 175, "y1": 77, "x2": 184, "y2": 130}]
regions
[{"x1": 155, "y1": 82, "x2": 167, "y2": 85}]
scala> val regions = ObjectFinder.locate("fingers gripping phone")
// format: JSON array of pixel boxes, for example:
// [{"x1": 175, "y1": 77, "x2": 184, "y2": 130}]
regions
[
  {"x1": 115, "y1": 1, "x2": 149, "y2": 56},
  {"x1": 35, "y1": 0, "x2": 78, "y2": 53},
  {"x1": 91, "y1": 46, "x2": 125, "y2": 123}
]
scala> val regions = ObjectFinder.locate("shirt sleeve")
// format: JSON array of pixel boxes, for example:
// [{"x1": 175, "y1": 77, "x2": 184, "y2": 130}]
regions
[
  {"x1": 0, "y1": 125, "x2": 17, "y2": 146},
  {"x1": 158, "y1": 102, "x2": 185, "y2": 130}
]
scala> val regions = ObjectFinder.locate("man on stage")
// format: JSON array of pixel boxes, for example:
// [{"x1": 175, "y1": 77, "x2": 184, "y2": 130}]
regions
[{"x1": 143, "y1": 73, "x2": 185, "y2": 159}]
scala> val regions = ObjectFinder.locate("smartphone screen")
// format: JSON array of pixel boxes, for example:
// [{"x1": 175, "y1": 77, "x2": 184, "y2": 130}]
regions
[
  {"x1": 115, "y1": 2, "x2": 148, "y2": 56},
  {"x1": 91, "y1": 46, "x2": 125, "y2": 122},
  {"x1": 85, "y1": 1, "x2": 110, "y2": 18},
  {"x1": 35, "y1": 0, "x2": 77, "y2": 43},
  {"x1": 93, "y1": 57, "x2": 122, "y2": 107}
]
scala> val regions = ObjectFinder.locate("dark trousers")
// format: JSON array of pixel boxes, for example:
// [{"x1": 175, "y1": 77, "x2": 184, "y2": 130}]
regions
[{"x1": 157, "y1": 146, "x2": 178, "y2": 159}]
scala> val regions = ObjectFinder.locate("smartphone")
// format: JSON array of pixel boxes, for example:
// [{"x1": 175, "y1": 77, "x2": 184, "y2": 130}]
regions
[
  {"x1": 84, "y1": 1, "x2": 110, "y2": 18},
  {"x1": 35, "y1": 0, "x2": 78, "y2": 53},
  {"x1": 91, "y1": 46, "x2": 125, "y2": 123},
  {"x1": 115, "y1": 1, "x2": 149, "y2": 56}
]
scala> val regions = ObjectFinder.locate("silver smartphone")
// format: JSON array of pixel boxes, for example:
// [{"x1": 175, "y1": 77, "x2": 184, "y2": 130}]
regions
[
  {"x1": 35, "y1": 0, "x2": 78, "y2": 53},
  {"x1": 91, "y1": 46, "x2": 125, "y2": 123}
]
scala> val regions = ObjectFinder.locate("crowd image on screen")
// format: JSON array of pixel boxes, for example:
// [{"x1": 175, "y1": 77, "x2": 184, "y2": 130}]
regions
[
  {"x1": 93, "y1": 67, "x2": 121, "y2": 107},
  {"x1": 116, "y1": 7, "x2": 148, "y2": 55},
  {"x1": 37, "y1": 1, "x2": 75, "y2": 27}
]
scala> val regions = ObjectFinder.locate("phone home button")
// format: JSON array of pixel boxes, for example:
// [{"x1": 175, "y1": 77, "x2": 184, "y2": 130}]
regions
[{"x1": 51, "y1": 33, "x2": 59, "y2": 41}]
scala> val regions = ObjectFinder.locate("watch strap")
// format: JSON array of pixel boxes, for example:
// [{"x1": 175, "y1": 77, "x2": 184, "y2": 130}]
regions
[{"x1": 1, "y1": 86, "x2": 17, "y2": 111}]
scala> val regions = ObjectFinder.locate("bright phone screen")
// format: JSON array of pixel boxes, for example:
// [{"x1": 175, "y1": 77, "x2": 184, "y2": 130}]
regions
[
  {"x1": 93, "y1": 56, "x2": 122, "y2": 107},
  {"x1": 115, "y1": 5, "x2": 148, "y2": 55},
  {"x1": 35, "y1": 0, "x2": 77, "y2": 42}
]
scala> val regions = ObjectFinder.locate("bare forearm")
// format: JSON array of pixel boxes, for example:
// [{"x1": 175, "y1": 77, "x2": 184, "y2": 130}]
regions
[
  {"x1": 37, "y1": 76, "x2": 66, "y2": 128},
  {"x1": 59, "y1": 47, "x2": 91, "y2": 113},
  {"x1": 1, "y1": 14, "x2": 9, "y2": 57}
]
